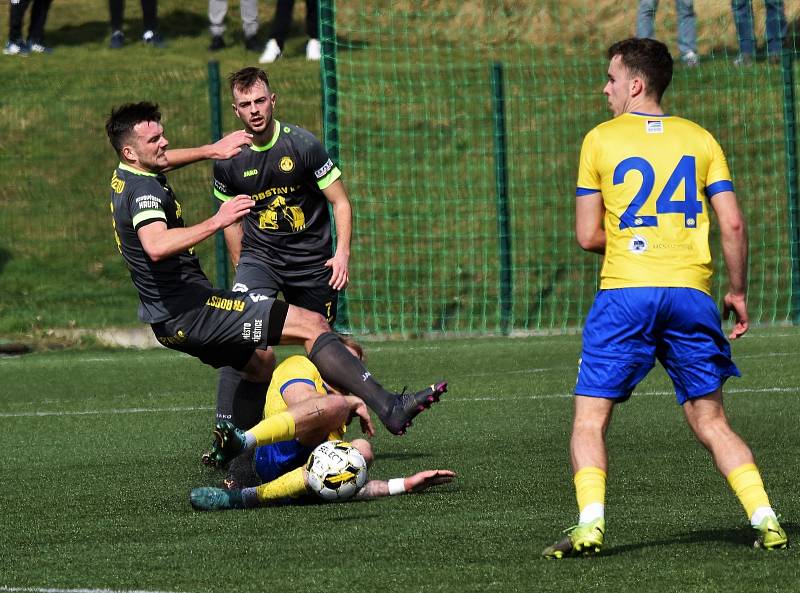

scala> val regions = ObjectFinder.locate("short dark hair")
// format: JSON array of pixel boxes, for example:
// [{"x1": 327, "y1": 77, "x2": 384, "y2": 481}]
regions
[
  {"x1": 228, "y1": 67, "x2": 271, "y2": 95},
  {"x1": 106, "y1": 102, "x2": 161, "y2": 156},
  {"x1": 607, "y1": 38, "x2": 673, "y2": 103}
]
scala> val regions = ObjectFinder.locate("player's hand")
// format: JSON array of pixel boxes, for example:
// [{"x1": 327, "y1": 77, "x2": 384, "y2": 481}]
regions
[
  {"x1": 215, "y1": 195, "x2": 254, "y2": 229},
  {"x1": 722, "y1": 291, "x2": 749, "y2": 340},
  {"x1": 404, "y1": 469, "x2": 456, "y2": 493},
  {"x1": 325, "y1": 252, "x2": 350, "y2": 290},
  {"x1": 345, "y1": 396, "x2": 375, "y2": 437},
  {"x1": 209, "y1": 130, "x2": 253, "y2": 159}
]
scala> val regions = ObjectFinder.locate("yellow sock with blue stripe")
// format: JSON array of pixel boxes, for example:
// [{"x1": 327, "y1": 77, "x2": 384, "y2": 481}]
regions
[
  {"x1": 251, "y1": 466, "x2": 308, "y2": 505},
  {"x1": 574, "y1": 467, "x2": 606, "y2": 524},
  {"x1": 726, "y1": 463, "x2": 776, "y2": 526},
  {"x1": 246, "y1": 411, "x2": 295, "y2": 448}
]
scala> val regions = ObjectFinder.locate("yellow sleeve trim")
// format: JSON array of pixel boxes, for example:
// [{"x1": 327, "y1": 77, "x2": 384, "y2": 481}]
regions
[{"x1": 132, "y1": 209, "x2": 167, "y2": 228}]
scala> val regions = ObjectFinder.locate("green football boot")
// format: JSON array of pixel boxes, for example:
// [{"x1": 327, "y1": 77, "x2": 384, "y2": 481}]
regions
[
  {"x1": 753, "y1": 516, "x2": 788, "y2": 550},
  {"x1": 201, "y1": 420, "x2": 246, "y2": 468},
  {"x1": 189, "y1": 487, "x2": 246, "y2": 511},
  {"x1": 542, "y1": 518, "x2": 605, "y2": 559}
]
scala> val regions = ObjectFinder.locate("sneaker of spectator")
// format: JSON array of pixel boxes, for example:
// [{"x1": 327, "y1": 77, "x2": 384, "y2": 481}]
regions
[
  {"x1": 259, "y1": 38, "x2": 281, "y2": 63},
  {"x1": 27, "y1": 39, "x2": 52, "y2": 54},
  {"x1": 209, "y1": 35, "x2": 225, "y2": 51},
  {"x1": 306, "y1": 38, "x2": 321, "y2": 61},
  {"x1": 3, "y1": 39, "x2": 29, "y2": 56},
  {"x1": 680, "y1": 50, "x2": 698, "y2": 67},
  {"x1": 109, "y1": 30, "x2": 124, "y2": 49},
  {"x1": 244, "y1": 35, "x2": 260, "y2": 52},
  {"x1": 142, "y1": 30, "x2": 165, "y2": 48}
]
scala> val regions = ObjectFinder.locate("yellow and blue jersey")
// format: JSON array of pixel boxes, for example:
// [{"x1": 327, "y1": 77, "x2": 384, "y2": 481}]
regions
[
  {"x1": 265, "y1": 355, "x2": 344, "y2": 441},
  {"x1": 576, "y1": 112, "x2": 734, "y2": 294}
]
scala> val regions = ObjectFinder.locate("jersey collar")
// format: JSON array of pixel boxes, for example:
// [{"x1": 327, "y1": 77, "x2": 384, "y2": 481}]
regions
[
  {"x1": 118, "y1": 162, "x2": 159, "y2": 176},
  {"x1": 629, "y1": 111, "x2": 672, "y2": 117},
  {"x1": 251, "y1": 119, "x2": 281, "y2": 152}
]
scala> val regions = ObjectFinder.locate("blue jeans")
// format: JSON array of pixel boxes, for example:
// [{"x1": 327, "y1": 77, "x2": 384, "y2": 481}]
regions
[
  {"x1": 731, "y1": 0, "x2": 786, "y2": 56},
  {"x1": 636, "y1": 0, "x2": 697, "y2": 56}
]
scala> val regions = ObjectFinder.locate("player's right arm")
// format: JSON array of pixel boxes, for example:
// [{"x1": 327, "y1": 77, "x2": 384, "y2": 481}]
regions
[
  {"x1": 138, "y1": 195, "x2": 254, "y2": 262},
  {"x1": 223, "y1": 221, "x2": 244, "y2": 266},
  {"x1": 354, "y1": 470, "x2": 456, "y2": 499},
  {"x1": 575, "y1": 192, "x2": 606, "y2": 253},
  {"x1": 575, "y1": 130, "x2": 606, "y2": 254},
  {"x1": 709, "y1": 190, "x2": 749, "y2": 339}
]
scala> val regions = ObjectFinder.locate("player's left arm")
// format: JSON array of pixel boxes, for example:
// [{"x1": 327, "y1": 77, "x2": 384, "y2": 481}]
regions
[
  {"x1": 575, "y1": 192, "x2": 606, "y2": 254},
  {"x1": 354, "y1": 469, "x2": 456, "y2": 500},
  {"x1": 321, "y1": 179, "x2": 352, "y2": 290},
  {"x1": 162, "y1": 130, "x2": 253, "y2": 172},
  {"x1": 709, "y1": 190, "x2": 749, "y2": 339}
]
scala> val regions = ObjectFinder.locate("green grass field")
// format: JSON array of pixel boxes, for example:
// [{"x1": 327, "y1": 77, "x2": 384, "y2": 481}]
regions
[{"x1": 2, "y1": 330, "x2": 798, "y2": 593}]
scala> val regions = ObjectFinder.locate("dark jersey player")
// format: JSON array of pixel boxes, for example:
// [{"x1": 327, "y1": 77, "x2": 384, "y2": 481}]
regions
[
  {"x1": 211, "y1": 66, "x2": 354, "y2": 432},
  {"x1": 106, "y1": 102, "x2": 445, "y2": 443}
]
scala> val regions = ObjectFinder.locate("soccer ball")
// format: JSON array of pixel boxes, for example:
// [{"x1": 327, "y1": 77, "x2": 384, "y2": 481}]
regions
[{"x1": 306, "y1": 440, "x2": 368, "y2": 502}]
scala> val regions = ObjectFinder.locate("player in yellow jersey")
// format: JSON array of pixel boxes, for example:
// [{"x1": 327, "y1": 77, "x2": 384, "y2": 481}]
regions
[
  {"x1": 191, "y1": 338, "x2": 455, "y2": 510},
  {"x1": 542, "y1": 38, "x2": 787, "y2": 558}
]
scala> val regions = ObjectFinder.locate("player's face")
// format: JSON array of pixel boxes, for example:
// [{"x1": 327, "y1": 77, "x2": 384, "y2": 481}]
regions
[
  {"x1": 603, "y1": 55, "x2": 633, "y2": 117},
  {"x1": 232, "y1": 81, "x2": 276, "y2": 135},
  {"x1": 126, "y1": 120, "x2": 169, "y2": 172}
]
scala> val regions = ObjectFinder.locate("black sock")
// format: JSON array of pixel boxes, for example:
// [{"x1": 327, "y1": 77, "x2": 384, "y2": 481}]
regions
[
  {"x1": 216, "y1": 366, "x2": 268, "y2": 430},
  {"x1": 308, "y1": 332, "x2": 395, "y2": 419}
]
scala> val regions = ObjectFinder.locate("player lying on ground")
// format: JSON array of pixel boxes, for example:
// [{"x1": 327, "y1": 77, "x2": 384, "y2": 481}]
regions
[
  {"x1": 190, "y1": 342, "x2": 454, "y2": 510},
  {"x1": 105, "y1": 102, "x2": 446, "y2": 437}
]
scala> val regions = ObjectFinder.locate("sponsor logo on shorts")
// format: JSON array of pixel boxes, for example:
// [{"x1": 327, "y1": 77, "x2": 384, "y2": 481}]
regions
[
  {"x1": 315, "y1": 159, "x2": 334, "y2": 179},
  {"x1": 232, "y1": 282, "x2": 249, "y2": 292},
  {"x1": 279, "y1": 156, "x2": 295, "y2": 172},
  {"x1": 629, "y1": 235, "x2": 648, "y2": 254},
  {"x1": 248, "y1": 293, "x2": 271, "y2": 303},
  {"x1": 243, "y1": 319, "x2": 264, "y2": 342},
  {"x1": 206, "y1": 295, "x2": 245, "y2": 312},
  {"x1": 157, "y1": 329, "x2": 187, "y2": 346}
]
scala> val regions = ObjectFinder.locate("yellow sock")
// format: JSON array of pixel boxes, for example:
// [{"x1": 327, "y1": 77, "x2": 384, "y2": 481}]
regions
[
  {"x1": 726, "y1": 463, "x2": 771, "y2": 520},
  {"x1": 574, "y1": 467, "x2": 606, "y2": 523},
  {"x1": 248, "y1": 411, "x2": 295, "y2": 447},
  {"x1": 255, "y1": 466, "x2": 308, "y2": 504}
]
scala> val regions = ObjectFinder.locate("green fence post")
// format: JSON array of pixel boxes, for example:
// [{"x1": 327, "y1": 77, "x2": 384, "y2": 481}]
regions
[
  {"x1": 491, "y1": 62, "x2": 512, "y2": 335},
  {"x1": 780, "y1": 49, "x2": 800, "y2": 324},
  {"x1": 207, "y1": 60, "x2": 229, "y2": 289},
  {"x1": 319, "y1": 0, "x2": 350, "y2": 331}
]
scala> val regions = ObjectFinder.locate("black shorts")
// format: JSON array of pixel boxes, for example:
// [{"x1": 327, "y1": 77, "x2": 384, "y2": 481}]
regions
[
  {"x1": 232, "y1": 256, "x2": 338, "y2": 323},
  {"x1": 150, "y1": 288, "x2": 289, "y2": 370}
]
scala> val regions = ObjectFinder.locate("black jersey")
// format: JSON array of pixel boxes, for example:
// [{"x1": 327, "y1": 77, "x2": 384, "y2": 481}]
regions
[
  {"x1": 110, "y1": 163, "x2": 213, "y2": 323},
  {"x1": 212, "y1": 120, "x2": 342, "y2": 270}
]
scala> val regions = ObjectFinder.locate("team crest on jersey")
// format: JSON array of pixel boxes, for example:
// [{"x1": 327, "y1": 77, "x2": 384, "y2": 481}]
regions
[
  {"x1": 279, "y1": 156, "x2": 295, "y2": 172},
  {"x1": 646, "y1": 120, "x2": 664, "y2": 134},
  {"x1": 629, "y1": 235, "x2": 648, "y2": 253}
]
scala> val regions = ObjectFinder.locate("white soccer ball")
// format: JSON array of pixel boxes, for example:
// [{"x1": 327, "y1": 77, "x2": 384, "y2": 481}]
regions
[{"x1": 306, "y1": 440, "x2": 368, "y2": 502}]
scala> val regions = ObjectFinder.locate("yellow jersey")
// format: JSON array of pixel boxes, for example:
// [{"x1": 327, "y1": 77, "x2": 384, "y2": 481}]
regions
[
  {"x1": 576, "y1": 112, "x2": 734, "y2": 294},
  {"x1": 264, "y1": 355, "x2": 344, "y2": 441}
]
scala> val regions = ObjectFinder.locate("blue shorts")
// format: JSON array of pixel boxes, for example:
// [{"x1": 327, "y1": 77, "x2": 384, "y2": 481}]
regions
[
  {"x1": 575, "y1": 287, "x2": 740, "y2": 405},
  {"x1": 254, "y1": 439, "x2": 314, "y2": 483}
]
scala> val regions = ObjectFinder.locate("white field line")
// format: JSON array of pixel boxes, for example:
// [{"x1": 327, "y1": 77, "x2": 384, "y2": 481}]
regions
[
  {"x1": 0, "y1": 587, "x2": 193, "y2": 593},
  {"x1": 0, "y1": 386, "x2": 795, "y2": 419}
]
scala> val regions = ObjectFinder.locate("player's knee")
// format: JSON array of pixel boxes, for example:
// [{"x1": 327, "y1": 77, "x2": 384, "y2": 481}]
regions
[{"x1": 351, "y1": 439, "x2": 373, "y2": 466}]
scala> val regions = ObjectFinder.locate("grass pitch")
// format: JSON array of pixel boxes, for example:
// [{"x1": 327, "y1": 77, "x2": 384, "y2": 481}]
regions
[{"x1": 1, "y1": 329, "x2": 798, "y2": 593}]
